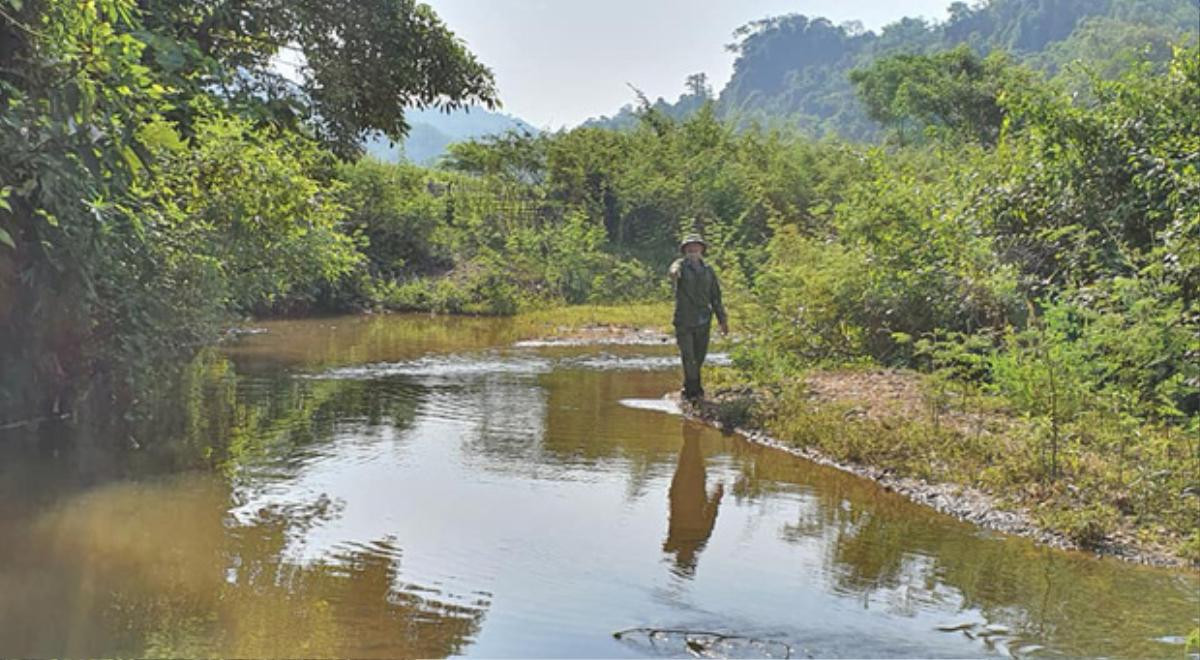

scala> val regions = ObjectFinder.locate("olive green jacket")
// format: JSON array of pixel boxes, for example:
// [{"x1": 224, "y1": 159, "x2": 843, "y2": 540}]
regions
[{"x1": 670, "y1": 257, "x2": 727, "y2": 329}]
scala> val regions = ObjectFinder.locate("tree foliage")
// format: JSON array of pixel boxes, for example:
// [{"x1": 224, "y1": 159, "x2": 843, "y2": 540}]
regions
[
  {"x1": 850, "y1": 46, "x2": 1038, "y2": 145},
  {"x1": 743, "y1": 45, "x2": 1198, "y2": 425},
  {"x1": 0, "y1": 0, "x2": 495, "y2": 420},
  {"x1": 134, "y1": 0, "x2": 498, "y2": 158}
]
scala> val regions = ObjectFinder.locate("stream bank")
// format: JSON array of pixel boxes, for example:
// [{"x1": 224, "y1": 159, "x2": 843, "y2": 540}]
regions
[{"x1": 670, "y1": 375, "x2": 1192, "y2": 568}]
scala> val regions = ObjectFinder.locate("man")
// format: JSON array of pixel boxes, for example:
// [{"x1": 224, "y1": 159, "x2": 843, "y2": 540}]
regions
[{"x1": 669, "y1": 233, "x2": 728, "y2": 400}]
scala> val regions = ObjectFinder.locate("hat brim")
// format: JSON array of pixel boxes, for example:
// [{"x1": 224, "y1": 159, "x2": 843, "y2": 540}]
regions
[{"x1": 680, "y1": 241, "x2": 707, "y2": 253}]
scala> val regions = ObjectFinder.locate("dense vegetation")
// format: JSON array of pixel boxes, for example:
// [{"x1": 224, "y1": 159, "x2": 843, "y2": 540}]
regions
[
  {"x1": 0, "y1": 0, "x2": 495, "y2": 419},
  {"x1": 1, "y1": 1, "x2": 1196, "y2": 558}
]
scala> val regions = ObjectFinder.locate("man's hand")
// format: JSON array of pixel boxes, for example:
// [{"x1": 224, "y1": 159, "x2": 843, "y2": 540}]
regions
[
  {"x1": 719, "y1": 321, "x2": 729, "y2": 336},
  {"x1": 669, "y1": 259, "x2": 682, "y2": 281}
]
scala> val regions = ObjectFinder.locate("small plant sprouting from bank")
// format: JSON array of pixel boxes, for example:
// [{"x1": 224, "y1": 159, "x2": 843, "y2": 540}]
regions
[{"x1": 987, "y1": 305, "x2": 1092, "y2": 481}]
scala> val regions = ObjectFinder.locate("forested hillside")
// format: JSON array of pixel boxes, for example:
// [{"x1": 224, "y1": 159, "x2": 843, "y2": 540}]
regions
[
  {"x1": 590, "y1": 0, "x2": 1199, "y2": 138},
  {"x1": 364, "y1": 106, "x2": 537, "y2": 164}
]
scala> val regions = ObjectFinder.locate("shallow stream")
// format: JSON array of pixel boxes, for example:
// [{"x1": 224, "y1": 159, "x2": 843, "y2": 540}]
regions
[{"x1": 1, "y1": 315, "x2": 1195, "y2": 657}]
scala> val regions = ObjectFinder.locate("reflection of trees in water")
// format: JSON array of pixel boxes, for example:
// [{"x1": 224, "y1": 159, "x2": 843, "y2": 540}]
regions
[
  {"x1": 0, "y1": 352, "x2": 428, "y2": 524},
  {"x1": 456, "y1": 367, "x2": 687, "y2": 492},
  {"x1": 724, "y1": 437, "x2": 1199, "y2": 657},
  {"x1": 181, "y1": 362, "x2": 426, "y2": 483},
  {"x1": 206, "y1": 371, "x2": 425, "y2": 477},
  {"x1": 0, "y1": 349, "x2": 490, "y2": 657},
  {"x1": 224, "y1": 314, "x2": 523, "y2": 373},
  {"x1": 448, "y1": 372, "x2": 549, "y2": 472},
  {"x1": 541, "y1": 368, "x2": 682, "y2": 474},
  {"x1": 11, "y1": 350, "x2": 427, "y2": 482},
  {"x1": 663, "y1": 422, "x2": 724, "y2": 578},
  {"x1": 0, "y1": 476, "x2": 488, "y2": 658},
  {"x1": 208, "y1": 500, "x2": 489, "y2": 658}
]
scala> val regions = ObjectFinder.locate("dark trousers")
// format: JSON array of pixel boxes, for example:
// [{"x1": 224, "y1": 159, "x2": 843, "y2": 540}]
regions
[{"x1": 676, "y1": 323, "x2": 711, "y2": 398}]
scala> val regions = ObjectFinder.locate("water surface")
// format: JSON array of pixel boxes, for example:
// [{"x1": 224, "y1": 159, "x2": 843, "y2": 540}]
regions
[{"x1": 1, "y1": 315, "x2": 1196, "y2": 658}]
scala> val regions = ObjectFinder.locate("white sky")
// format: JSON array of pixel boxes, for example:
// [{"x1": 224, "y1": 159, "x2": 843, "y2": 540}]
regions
[{"x1": 423, "y1": 0, "x2": 957, "y2": 129}]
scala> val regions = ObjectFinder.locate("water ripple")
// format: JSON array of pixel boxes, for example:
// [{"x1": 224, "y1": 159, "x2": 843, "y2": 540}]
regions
[
  {"x1": 316, "y1": 354, "x2": 553, "y2": 380},
  {"x1": 310, "y1": 351, "x2": 730, "y2": 380}
]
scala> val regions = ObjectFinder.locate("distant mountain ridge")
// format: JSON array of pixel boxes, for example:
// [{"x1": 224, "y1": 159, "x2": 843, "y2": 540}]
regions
[
  {"x1": 586, "y1": 0, "x2": 1199, "y2": 138},
  {"x1": 365, "y1": 106, "x2": 538, "y2": 164}
]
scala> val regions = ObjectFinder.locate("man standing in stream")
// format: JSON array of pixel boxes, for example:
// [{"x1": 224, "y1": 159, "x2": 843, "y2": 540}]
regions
[{"x1": 669, "y1": 233, "x2": 729, "y2": 401}]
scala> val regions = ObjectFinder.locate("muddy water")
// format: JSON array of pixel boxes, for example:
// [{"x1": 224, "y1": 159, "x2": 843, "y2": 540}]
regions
[{"x1": 0, "y1": 315, "x2": 1196, "y2": 658}]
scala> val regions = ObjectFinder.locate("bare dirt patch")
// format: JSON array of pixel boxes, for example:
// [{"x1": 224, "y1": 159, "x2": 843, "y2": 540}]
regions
[
  {"x1": 802, "y1": 368, "x2": 927, "y2": 420},
  {"x1": 800, "y1": 368, "x2": 1014, "y2": 438}
]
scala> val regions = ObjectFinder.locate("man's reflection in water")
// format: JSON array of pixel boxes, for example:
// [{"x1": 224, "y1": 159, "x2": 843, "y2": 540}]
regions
[{"x1": 663, "y1": 422, "x2": 724, "y2": 578}]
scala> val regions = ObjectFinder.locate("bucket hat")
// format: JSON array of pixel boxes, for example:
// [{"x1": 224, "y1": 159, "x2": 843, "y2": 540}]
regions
[{"x1": 679, "y1": 233, "x2": 707, "y2": 253}]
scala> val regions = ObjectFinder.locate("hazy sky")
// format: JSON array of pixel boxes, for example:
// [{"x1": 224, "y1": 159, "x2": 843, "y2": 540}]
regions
[{"x1": 423, "y1": 0, "x2": 957, "y2": 129}]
